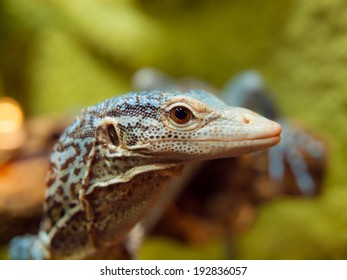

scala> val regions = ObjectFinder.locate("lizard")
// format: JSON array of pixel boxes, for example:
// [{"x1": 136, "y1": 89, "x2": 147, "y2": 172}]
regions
[{"x1": 8, "y1": 90, "x2": 281, "y2": 259}]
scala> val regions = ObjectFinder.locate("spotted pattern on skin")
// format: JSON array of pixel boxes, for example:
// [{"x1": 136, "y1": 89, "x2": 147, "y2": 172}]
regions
[{"x1": 9, "y1": 90, "x2": 281, "y2": 260}]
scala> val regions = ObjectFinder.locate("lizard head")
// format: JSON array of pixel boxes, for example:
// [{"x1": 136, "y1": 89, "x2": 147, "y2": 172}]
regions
[
  {"x1": 36, "y1": 90, "x2": 281, "y2": 260},
  {"x1": 97, "y1": 90, "x2": 282, "y2": 162}
]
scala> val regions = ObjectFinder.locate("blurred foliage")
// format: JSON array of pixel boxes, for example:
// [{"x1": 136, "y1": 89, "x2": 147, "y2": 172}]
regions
[
  {"x1": 0, "y1": 248, "x2": 7, "y2": 260},
  {"x1": 140, "y1": 237, "x2": 224, "y2": 260},
  {"x1": 238, "y1": 188, "x2": 347, "y2": 259},
  {"x1": 0, "y1": 0, "x2": 292, "y2": 115},
  {"x1": 1, "y1": 0, "x2": 347, "y2": 259},
  {"x1": 236, "y1": 0, "x2": 347, "y2": 259}
]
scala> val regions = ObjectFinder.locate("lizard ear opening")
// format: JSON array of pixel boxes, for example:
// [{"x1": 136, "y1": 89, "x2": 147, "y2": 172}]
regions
[{"x1": 107, "y1": 124, "x2": 120, "y2": 147}]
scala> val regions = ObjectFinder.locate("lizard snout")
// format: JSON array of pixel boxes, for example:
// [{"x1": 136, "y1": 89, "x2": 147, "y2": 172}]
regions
[{"x1": 237, "y1": 109, "x2": 282, "y2": 139}]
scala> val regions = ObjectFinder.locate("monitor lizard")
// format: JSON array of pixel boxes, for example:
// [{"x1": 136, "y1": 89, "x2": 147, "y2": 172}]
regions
[{"x1": 9, "y1": 90, "x2": 281, "y2": 259}]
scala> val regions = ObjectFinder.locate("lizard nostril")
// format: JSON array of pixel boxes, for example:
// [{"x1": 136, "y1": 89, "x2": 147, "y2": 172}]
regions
[{"x1": 243, "y1": 113, "x2": 252, "y2": 124}]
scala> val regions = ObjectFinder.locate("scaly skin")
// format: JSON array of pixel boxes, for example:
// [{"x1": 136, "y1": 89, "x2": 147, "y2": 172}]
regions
[{"x1": 9, "y1": 90, "x2": 281, "y2": 259}]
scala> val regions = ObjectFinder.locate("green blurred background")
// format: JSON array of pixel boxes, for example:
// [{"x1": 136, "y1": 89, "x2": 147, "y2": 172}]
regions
[{"x1": 1, "y1": 0, "x2": 347, "y2": 259}]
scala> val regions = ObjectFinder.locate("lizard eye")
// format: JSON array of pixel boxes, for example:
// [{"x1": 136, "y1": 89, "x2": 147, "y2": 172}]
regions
[{"x1": 170, "y1": 106, "x2": 192, "y2": 124}]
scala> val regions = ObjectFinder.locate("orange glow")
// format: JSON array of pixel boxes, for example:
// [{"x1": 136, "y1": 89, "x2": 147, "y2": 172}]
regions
[
  {"x1": 0, "y1": 97, "x2": 25, "y2": 151},
  {"x1": 0, "y1": 97, "x2": 24, "y2": 133}
]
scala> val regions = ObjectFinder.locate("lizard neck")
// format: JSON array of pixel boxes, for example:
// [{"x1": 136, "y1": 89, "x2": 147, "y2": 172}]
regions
[
  {"x1": 85, "y1": 164, "x2": 183, "y2": 247},
  {"x1": 46, "y1": 164, "x2": 183, "y2": 259}
]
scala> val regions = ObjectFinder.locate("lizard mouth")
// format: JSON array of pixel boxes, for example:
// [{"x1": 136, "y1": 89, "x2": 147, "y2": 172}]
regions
[
  {"x1": 183, "y1": 135, "x2": 281, "y2": 150},
  {"x1": 145, "y1": 131, "x2": 281, "y2": 145},
  {"x1": 217, "y1": 135, "x2": 281, "y2": 148},
  {"x1": 139, "y1": 135, "x2": 281, "y2": 160},
  {"x1": 149, "y1": 135, "x2": 281, "y2": 145},
  {"x1": 190, "y1": 134, "x2": 281, "y2": 143},
  {"x1": 189, "y1": 135, "x2": 281, "y2": 159}
]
